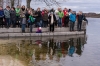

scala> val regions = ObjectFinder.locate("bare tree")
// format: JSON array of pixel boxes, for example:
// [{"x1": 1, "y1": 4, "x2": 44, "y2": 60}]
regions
[
  {"x1": 0, "y1": 0, "x2": 3, "y2": 6},
  {"x1": 26, "y1": 0, "x2": 67, "y2": 8},
  {"x1": 27, "y1": 0, "x2": 31, "y2": 8},
  {"x1": 10, "y1": 0, "x2": 14, "y2": 7}
]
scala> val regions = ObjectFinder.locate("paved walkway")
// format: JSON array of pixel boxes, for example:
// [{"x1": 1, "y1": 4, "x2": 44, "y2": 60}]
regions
[{"x1": 0, "y1": 31, "x2": 85, "y2": 37}]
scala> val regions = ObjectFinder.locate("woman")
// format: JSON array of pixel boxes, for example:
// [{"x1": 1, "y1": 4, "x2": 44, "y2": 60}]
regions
[
  {"x1": 20, "y1": 5, "x2": 26, "y2": 33},
  {"x1": 28, "y1": 9, "x2": 35, "y2": 33},
  {"x1": 48, "y1": 12, "x2": 56, "y2": 32},
  {"x1": 10, "y1": 7, "x2": 16, "y2": 28},
  {"x1": 64, "y1": 14, "x2": 69, "y2": 27},
  {"x1": 26, "y1": 8, "x2": 30, "y2": 28},
  {"x1": 0, "y1": 6, "x2": 4, "y2": 28},
  {"x1": 63, "y1": 8, "x2": 68, "y2": 27},
  {"x1": 42, "y1": 10, "x2": 48, "y2": 27}
]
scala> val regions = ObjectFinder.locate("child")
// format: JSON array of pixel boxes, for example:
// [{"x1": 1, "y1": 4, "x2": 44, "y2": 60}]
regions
[{"x1": 36, "y1": 27, "x2": 42, "y2": 33}]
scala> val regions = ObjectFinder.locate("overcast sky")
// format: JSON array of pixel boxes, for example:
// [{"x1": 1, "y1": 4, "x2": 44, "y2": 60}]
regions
[{"x1": 22, "y1": 0, "x2": 100, "y2": 13}]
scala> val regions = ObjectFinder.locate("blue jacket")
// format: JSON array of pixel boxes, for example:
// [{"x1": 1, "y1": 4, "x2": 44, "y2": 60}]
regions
[
  {"x1": 0, "y1": 10, "x2": 4, "y2": 18},
  {"x1": 69, "y1": 13, "x2": 76, "y2": 22}
]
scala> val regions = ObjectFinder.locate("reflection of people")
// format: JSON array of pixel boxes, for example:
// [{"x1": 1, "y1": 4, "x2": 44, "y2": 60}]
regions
[
  {"x1": 48, "y1": 39, "x2": 56, "y2": 60},
  {"x1": 76, "y1": 37, "x2": 82, "y2": 55},
  {"x1": 68, "y1": 38, "x2": 75, "y2": 57}
]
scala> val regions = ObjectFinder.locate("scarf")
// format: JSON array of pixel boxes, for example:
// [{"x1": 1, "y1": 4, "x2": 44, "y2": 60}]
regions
[
  {"x1": 21, "y1": 8, "x2": 25, "y2": 11},
  {"x1": 51, "y1": 15, "x2": 54, "y2": 24}
]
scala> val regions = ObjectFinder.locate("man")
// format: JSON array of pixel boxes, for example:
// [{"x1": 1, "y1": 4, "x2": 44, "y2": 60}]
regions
[
  {"x1": 58, "y1": 8, "x2": 64, "y2": 27},
  {"x1": 35, "y1": 8, "x2": 42, "y2": 27},
  {"x1": 77, "y1": 11, "x2": 84, "y2": 31}
]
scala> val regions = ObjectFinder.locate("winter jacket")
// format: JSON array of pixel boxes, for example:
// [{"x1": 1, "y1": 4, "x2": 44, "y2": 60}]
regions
[
  {"x1": 0, "y1": 10, "x2": 4, "y2": 18},
  {"x1": 15, "y1": 8, "x2": 21, "y2": 16},
  {"x1": 63, "y1": 10, "x2": 68, "y2": 16},
  {"x1": 69, "y1": 13, "x2": 76, "y2": 22},
  {"x1": 58, "y1": 11, "x2": 64, "y2": 18},
  {"x1": 10, "y1": 10, "x2": 16, "y2": 20},
  {"x1": 35, "y1": 11, "x2": 42, "y2": 22},
  {"x1": 4, "y1": 9, "x2": 10, "y2": 18},
  {"x1": 48, "y1": 14, "x2": 56, "y2": 24},
  {"x1": 77, "y1": 15, "x2": 83, "y2": 22},
  {"x1": 20, "y1": 9, "x2": 26, "y2": 18},
  {"x1": 42, "y1": 13, "x2": 48, "y2": 21}
]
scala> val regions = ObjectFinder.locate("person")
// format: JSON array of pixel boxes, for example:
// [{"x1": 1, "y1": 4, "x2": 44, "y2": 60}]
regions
[
  {"x1": 50, "y1": 8, "x2": 55, "y2": 14},
  {"x1": 68, "y1": 9, "x2": 72, "y2": 15},
  {"x1": 58, "y1": 8, "x2": 64, "y2": 27},
  {"x1": 20, "y1": 5, "x2": 26, "y2": 33},
  {"x1": 54, "y1": 8, "x2": 59, "y2": 27},
  {"x1": 63, "y1": 8, "x2": 69, "y2": 27},
  {"x1": 64, "y1": 13, "x2": 69, "y2": 27},
  {"x1": 0, "y1": 6, "x2": 4, "y2": 28},
  {"x1": 35, "y1": 8, "x2": 42, "y2": 27},
  {"x1": 26, "y1": 8, "x2": 30, "y2": 28},
  {"x1": 10, "y1": 7, "x2": 16, "y2": 28},
  {"x1": 82, "y1": 14, "x2": 88, "y2": 24},
  {"x1": 15, "y1": 5, "x2": 21, "y2": 27},
  {"x1": 69, "y1": 11, "x2": 76, "y2": 31},
  {"x1": 62, "y1": 8, "x2": 68, "y2": 27},
  {"x1": 36, "y1": 27, "x2": 42, "y2": 33},
  {"x1": 4, "y1": 6, "x2": 11, "y2": 28},
  {"x1": 48, "y1": 12, "x2": 56, "y2": 32},
  {"x1": 42, "y1": 10, "x2": 48, "y2": 27},
  {"x1": 77, "y1": 11, "x2": 84, "y2": 31},
  {"x1": 28, "y1": 9, "x2": 35, "y2": 33},
  {"x1": 68, "y1": 38, "x2": 75, "y2": 57}
]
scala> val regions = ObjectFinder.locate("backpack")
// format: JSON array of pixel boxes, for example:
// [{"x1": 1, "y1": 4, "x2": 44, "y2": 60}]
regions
[{"x1": 28, "y1": 15, "x2": 35, "y2": 23}]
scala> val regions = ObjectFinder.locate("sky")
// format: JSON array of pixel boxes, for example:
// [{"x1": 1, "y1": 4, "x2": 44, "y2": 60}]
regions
[{"x1": 22, "y1": 0, "x2": 100, "y2": 13}]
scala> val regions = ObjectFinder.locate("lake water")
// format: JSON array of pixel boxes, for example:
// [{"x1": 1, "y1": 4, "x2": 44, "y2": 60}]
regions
[{"x1": 0, "y1": 18, "x2": 100, "y2": 66}]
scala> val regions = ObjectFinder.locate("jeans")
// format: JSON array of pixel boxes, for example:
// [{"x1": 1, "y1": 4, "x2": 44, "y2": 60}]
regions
[
  {"x1": 36, "y1": 20, "x2": 42, "y2": 27},
  {"x1": 16, "y1": 16, "x2": 20, "y2": 27},
  {"x1": 77, "y1": 21, "x2": 82, "y2": 31},
  {"x1": 70, "y1": 22, "x2": 75, "y2": 31},
  {"x1": 43, "y1": 21, "x2": 48, "y2": 27},
  {"x1": 0, "y1": 18, "x2": 3, "y2": 28},
  {"x1": 58, "y1": 18, "x2": 62, "y2": 27},
  {"x1": 22, "y1": 24, "x2": 26, "y2": 32},
  {"x1": 30, "y1": 22, "x2": 33, "y2": 33},
  {"x1": 11, "y1": 20, "x2": 16, "y2": 28},
  {"x1": 5, "y1": 18, "x2": 10, "y2": 28},
  {"x1": 50, "y1": 23, "x2": 54, "y2": 32}
]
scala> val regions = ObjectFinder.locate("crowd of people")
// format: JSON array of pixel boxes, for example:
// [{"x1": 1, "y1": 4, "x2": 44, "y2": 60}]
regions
[{"x1": 0, "y1": 5, "x2": 88, "y2": 33}]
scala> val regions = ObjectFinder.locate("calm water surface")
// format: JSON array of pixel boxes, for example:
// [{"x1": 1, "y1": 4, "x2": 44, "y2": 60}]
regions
[{"x1": 0, "y1": 18, "x2": 100, "y2": 66}]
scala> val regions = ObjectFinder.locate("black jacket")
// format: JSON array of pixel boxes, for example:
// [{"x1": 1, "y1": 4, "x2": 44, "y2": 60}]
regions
[
  {"x1": 35, "y1": 11, "x2": 42, "y2": 22},
  {"x1": 77, "y1": 15, "x2": 83, "y2": 22},
  {"x1": 10, "y1": 10, "x2": 16, "y2": 21},
  {"x1": 48, "y1": 14, "x2": 56, "y2": 24}
]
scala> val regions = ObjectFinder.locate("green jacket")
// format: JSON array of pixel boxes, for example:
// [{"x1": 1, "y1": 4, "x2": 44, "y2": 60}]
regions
[
  {"x1": 15, "y1": 8, "x2": 20, "y2": 16},
  {"x1": 58, "y1": 11, "x2": 64, "y2": 18}
]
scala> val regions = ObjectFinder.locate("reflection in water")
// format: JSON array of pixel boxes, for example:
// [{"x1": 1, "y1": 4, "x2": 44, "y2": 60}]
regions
[{"x1": 0, "y1": 36, "x2": 87, "y2": 66}]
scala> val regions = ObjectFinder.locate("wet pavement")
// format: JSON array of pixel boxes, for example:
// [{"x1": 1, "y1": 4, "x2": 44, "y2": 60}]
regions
[{"x1": 0, "y1": 18, "x2": 100, "y2": 66}]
